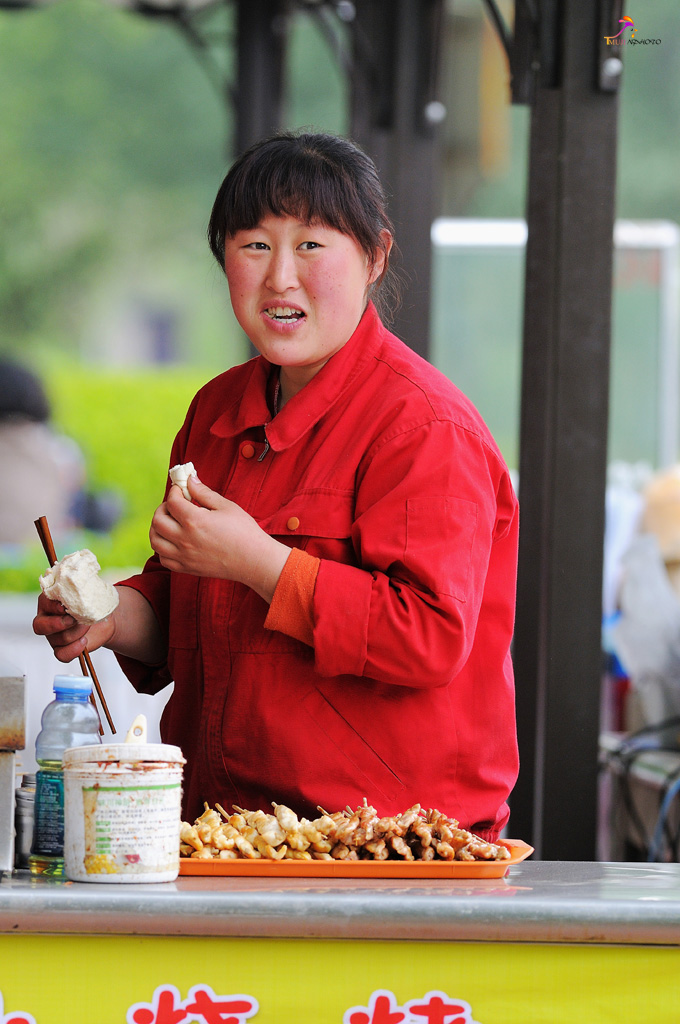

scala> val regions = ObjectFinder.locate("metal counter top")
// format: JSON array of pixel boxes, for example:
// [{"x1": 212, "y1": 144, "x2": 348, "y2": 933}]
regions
[{"x1": 2, "y1": 860, "x2": 680, "y2": 945}]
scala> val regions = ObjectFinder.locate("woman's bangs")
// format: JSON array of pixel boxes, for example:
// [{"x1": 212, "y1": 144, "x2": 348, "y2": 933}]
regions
[{"x1": 229, "y1": 156, "x2": 352, "y2": 237}]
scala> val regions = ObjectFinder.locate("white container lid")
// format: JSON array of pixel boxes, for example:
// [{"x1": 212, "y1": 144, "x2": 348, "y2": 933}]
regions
[{"x1": 63, "y1": 742, "x2": 185, "y2": 766}]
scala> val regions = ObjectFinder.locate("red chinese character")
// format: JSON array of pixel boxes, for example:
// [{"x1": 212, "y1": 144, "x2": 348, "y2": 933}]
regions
[
  {"x1": 128, "y1": 984, "x2": 188, "y2": 1024},
  {"x1": 183, "y1": 985, "x2": 257, "y2": 1024},
  {"x1": 0, "y1": 992, "x2": 37, "y2": 1024},
  {"x1": 344, "y1": 989, "x2": 406, "y2": 1024},
  {"x1": 127, "y1": 983, "x2": 259, "y2": 1024},
  {"x1": 405, "y1": 991, "x2": 470, "y2": 1024}
]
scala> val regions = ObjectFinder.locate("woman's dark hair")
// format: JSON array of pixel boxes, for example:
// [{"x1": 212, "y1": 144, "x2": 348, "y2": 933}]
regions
[{"x1": 207, "y1": 131, "x2": 400, "y2": 320}]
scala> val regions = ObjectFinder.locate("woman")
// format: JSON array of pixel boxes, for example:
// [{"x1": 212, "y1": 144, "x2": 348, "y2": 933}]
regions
[{"x1": 34, "y1": 132, "x2": 519, "y2": 840}]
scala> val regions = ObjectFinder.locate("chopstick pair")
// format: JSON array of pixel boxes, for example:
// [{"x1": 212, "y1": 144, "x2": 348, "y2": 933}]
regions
[{"x1": 34, "y1": 516, "x2": 116, "y2": 736}]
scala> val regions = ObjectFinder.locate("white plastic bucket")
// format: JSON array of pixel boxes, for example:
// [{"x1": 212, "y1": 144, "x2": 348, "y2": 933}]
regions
[{"x1": 63, "y1": 735, "x2": 185, "y2": 883}]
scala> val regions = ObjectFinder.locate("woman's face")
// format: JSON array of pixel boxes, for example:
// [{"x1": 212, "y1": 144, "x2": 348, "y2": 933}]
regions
[{"x1": 223, "y1": 214, "x2": 386, "y2": 397}]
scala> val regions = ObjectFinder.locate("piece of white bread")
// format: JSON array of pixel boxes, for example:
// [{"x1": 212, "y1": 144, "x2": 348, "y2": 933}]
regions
[
  {"x1": 169, "y1": 461, "x2": 195, "y2": 501},
  {"x1": 39, "y1": 549, "x2": 119, "y2": 624}
]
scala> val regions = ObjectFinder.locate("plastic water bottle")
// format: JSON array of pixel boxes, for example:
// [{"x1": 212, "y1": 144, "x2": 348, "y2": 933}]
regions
[{"x1": 29, "y1": 675, "x2": 101, "y2": 876}]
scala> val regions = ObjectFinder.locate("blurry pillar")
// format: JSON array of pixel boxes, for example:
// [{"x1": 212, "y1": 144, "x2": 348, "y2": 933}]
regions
[
  {"x1": 233, "y1": 0, "x2": 290, "y2": 358},
  {"x1": 510, "y1": 0, "x2": 622, "y2": 859},
  {"x1": 349, "y1": 0, "x2": 445, "y2": 358},
  {"x1": 235, "y1": 0, "x2": 289, "y2": 153}
]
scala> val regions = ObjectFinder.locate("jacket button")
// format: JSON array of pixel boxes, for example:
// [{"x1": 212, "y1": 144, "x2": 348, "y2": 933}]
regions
[
  {"x1": 287, "y1": 516, "x2": 300, "y2": 531},
  {"x1": 241, "y1": 443, "x2": 255, "y2": 459}
]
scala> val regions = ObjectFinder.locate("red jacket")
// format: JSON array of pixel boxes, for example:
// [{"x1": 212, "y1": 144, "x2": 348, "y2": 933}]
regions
[{"x1": 117, "y1": 304, "x2": 519, "y2": 839}]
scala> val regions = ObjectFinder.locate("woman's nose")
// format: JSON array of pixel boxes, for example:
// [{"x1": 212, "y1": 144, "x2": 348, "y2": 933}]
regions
[{"x1": 265, "y1": 250, "x2": 299, "y2": 293}]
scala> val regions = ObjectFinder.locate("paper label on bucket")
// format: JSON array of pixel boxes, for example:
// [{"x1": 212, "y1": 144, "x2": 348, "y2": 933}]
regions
[{"x1": 81, "y1": 782, "x2": 181, "y2": 874}]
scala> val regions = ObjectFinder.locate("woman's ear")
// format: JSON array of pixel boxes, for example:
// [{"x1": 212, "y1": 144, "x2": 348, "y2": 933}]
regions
[{"x1": 369, "y1": 229, "x2": 394, "y2": 284}]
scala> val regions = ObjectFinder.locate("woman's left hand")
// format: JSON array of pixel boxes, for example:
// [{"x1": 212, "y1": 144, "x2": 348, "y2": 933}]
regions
[{"x1": 149, "y1": 474, "x2": 290, "y2": 603}]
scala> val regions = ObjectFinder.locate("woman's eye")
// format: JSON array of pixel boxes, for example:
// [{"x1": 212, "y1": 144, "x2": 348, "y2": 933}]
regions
[
  {"x1": 299, "y1": 241, "x2": 321, "y2": 251},
  {"x1": 244, "y1": 241, "x2": 269, "y2": 250}
]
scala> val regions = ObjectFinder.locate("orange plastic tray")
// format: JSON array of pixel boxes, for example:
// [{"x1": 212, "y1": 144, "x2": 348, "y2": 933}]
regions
[{"x1": 179, "y1": 839, "x2": 533, "y2": 878}]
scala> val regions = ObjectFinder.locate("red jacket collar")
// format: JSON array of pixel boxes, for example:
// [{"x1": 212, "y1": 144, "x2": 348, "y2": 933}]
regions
[{"x1": 210, "y1": 303, "x2": 386, "y2": 450}]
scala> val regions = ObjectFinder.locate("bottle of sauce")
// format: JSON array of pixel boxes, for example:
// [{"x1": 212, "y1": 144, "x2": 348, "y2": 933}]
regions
[{"x1": 29, "y1": 675, "x2": 101, "y2": 876}]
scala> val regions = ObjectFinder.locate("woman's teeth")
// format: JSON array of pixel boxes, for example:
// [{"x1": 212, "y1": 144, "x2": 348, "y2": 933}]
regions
[{"x1": 265, "y1": 306, "x2": 304, "y2": 323}]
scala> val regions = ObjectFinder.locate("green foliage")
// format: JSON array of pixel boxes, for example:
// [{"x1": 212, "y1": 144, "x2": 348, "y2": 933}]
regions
[
  {"x1": 0, "y1": 363, "x2": 213, "y2": 591},
  {"x1": 0, "y1": 1, "x2": 347, "y2": 364},
  {"x1": 0, "y1": 547, "x2": 52, "y2": 596},
  {"x1": 0, "y1": 0, "x2": 230, "y2": 357},
  {"x1": 50, "y1": 364, "x2": 212, "y2": 568}
]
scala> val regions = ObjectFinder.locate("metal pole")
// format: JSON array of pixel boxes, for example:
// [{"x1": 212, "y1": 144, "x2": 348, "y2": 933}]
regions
[
  {"x1": 511, "y1": 0, "x2": 621, "y2": 860},
  {"x1": 350, "y1": 0, "x2": 445, "y2": 358},
  {"x1": 235, "y1": 0, "x2": 289, "y2": 155}
]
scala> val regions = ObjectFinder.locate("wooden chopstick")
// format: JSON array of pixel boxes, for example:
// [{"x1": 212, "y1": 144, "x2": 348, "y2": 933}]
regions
[
  {"x1": 34, "y1": 516, "x2": 116, "y2": 735},
  {"x1": 34, "y1": 515, "x2": 112, "y2": 735}
]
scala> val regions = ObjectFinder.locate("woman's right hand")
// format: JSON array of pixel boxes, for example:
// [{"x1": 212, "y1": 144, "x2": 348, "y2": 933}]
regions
[{"x1": 33, "y1": 593, "x2": 116, "y2": 664}]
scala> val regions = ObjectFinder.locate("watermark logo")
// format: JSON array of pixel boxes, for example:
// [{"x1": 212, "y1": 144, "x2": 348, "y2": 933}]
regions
[
  {"x1": 605, "y1": 16, "x2": 661, "y2": 46},
  {"x1": 605, "y1": 15, "x2": 636, "y2": 43}
]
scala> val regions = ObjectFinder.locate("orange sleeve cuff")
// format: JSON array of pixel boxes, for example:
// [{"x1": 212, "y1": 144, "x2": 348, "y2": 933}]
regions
[{"x1": 264, "y1": 546, "x2": 320, "y2": 647}]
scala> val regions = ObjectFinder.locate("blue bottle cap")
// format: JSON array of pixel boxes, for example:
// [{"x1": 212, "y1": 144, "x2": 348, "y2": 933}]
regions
[{"x1": 53, "y1": 674, "x2": 93, "y2": 696}]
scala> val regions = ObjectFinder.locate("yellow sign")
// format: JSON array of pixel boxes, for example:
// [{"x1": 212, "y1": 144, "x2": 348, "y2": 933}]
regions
[{"x1": 1, "y1": 935, "x2": 679, "y2": 1023}]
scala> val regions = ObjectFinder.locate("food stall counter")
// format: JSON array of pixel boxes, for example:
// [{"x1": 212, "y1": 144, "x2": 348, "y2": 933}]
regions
[{"x1": 1, "y1": 860, "x2": 680, "y2": 1022}]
